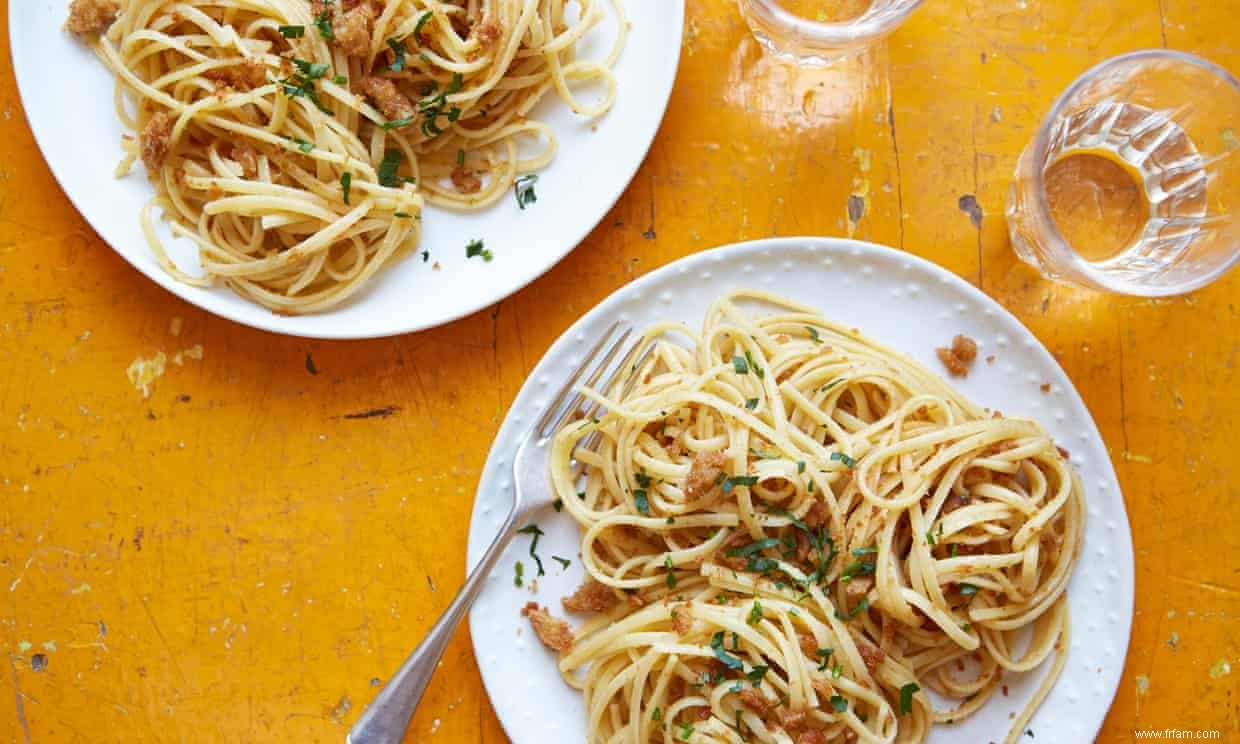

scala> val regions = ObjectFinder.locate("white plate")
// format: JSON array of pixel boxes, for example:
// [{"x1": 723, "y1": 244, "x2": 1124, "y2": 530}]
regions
[
  {"x1": 467, "y1": 238, "x2": 1133, "y2": 744},
  {"x1": 10, "y1": 1, "x2": 683, "y2": 339}
]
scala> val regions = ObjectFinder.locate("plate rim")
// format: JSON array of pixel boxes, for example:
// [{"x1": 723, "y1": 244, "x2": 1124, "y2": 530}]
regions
[
  {"x1": 9, "y1": 1, "x2": 686, "y2": 340},
  {"x1": 466, "y1": 236, "x2": 1135, "y2": 744}
]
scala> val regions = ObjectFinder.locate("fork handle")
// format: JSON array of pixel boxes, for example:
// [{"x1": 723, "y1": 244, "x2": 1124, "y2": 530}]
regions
[{"x1": 347, "y1": 507, "x2": 520, "y2": 744}]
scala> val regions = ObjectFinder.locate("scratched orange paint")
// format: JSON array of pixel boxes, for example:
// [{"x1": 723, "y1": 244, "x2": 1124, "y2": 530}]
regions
[{"x1": 1, "y1": 1, "x2": 1238, "y2": 742}]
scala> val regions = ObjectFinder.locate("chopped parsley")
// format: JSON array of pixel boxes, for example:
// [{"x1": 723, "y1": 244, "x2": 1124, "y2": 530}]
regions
[
  {"x1": 732, "y1": 355, "x2": 749, "y2": 374},
  {"x1": 513, "y1": 561, "x2": 524, "y2": 587},
  {"x1": 664, "y1": 555, "x2": 676, "y2": 588},
  {"x1": 830, "y1": 452, "x2": 856, "y2": 468},
  {"x1": 806, "y1": 326, "x2": 822, "y2": 343},
  {"x1": 746, "y1": 665, "x2": 768, "y2": 687},
  {"x1": 552, "y1": 498, "x2": 563, "y2": 512},
  {"x1": 721, "y1": 475, "x2": 759, "y2": 494},
  {"x1": 635, "y1": 471, "x2": 653, "y2": 488},
  {"x1": 418, "y1": 72, "x2": 464, "y2": 137},
  {"x1": 820, "y1": 378, "x2": 844, "y2": 392},
  {"x1": 677, "y1": 723, "x2": 694, "y2": 741},
  {"x1": 340, "y1": 172, "x2": 352, "y2": 205},
  {"x1": 724, "y1": 538, "x2": 781, "y2": 559},
  {"x1": 796, "y1": 460, "x2": 806, "y2": 473},
  {"x1": 834, "y1": 597, "x2": 869, "y2": 621},
  {"x1": 852, "y1": 547, "x2": 877, "y2": 556},
  {"x1": 456, "y1": 149, "x2": 466, "y2": 167},
  {"x1": 377, "y1": 150, "x2": 406, "y2": 187},
  {"x1": 710, "y1": 631, "x2": 743, "y2": 670},
  {"x1": 313, "y1": 8, "x2": 334, "y2": 39},
  {"x1": 381, "y1": 116, "x2": 414, "y2": 131},
  {"x1": 386, "y1": 37, "x2": 407, "y2": 71},
  {"x1": 514, "y1": 174, "x2": 539, "y2": 209},
  {"x1": 394, "y1": 211, "x2": 415, "y2": 219},
  {"x1": 412, "y1": 10, "x2": 433, "y2": 42},
  {"x1": 839, "y1": 559, "x2": 875, "y2": 582},
  {"x1": 899, "y1": 682, "x2": 920, "y2": 714},
  {"x1": 744, "y1": 398, "x2": 759, "y2": 410},
  {"x1": 747, "y1": 599, "x2": 763, "y2": 625},
  {"x1": 279, "y1": 59, "x2": 333, "y2": 113},
  {"x1": 634, "y1": 489, "x2": 649, "y2": 515},
  {"x1": 552, "y1": 555, "x2": 571, "y2": 570},
  {"x1": 830, "y1": 695, "x2": 848, "y2": 713},
  {"x1": 958, "y1": 582, "x2": 980, "y2": 596},
  {"x1": 745, "y1": 350, "x2": 765, "y2": 379},
  {"x1": 279, "y1": 25, "x2": 305, "y2": 38},
  {"x1": 289, "y1": 137, "x2": 315, "y2": 153},
  {"x1": 651, "y1": 707, "x2": 662, "y2": 722},
  {"x1": 465, "y1": 238, "x2": 493, "y2": 261},
  {"x1": 516, "y1": 523, "x2": 545, "y2": 577},
  {"x1": 816, "y1": 648, "x2": 834, "y2": 672}
]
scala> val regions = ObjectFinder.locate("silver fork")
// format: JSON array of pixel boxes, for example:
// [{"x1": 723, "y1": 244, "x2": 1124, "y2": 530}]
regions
[{"x1": 347, "y1": 322, "x2": 642, "y2": 744}]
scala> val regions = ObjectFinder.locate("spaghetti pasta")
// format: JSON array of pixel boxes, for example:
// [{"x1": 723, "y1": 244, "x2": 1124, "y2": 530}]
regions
[
  {"x1": 548, "y1": 290, "x2": 1083, "y2": 744},
  {"x1": 67, "y1": 0, "x2": 624, "y2": 313}
]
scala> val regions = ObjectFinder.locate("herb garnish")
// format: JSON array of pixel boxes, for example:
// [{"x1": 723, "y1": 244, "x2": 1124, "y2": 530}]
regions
[
  {"x1": 958, "y1": 582, "x2": 979, "y2": 596},
  {"x1": 377, "y1": 150, "x2": 406, "y2": 187},
  {"x1": 899, "y1": 682, "x2": 920, "y2": 714},
  {"x1": 340, "y1": 172, "x2": 352, "y2": 205},
  {"x1": 732, "y1": 355, "x2": 749, "y2": 375},
  {"x1": 745, "y1": 398, "x2": 759, "y2": 410},
  {"x1": 514, "y1": 174, "x2": 538, "y2": 209},
  {"x1": 313, "y1": 7, "x2": 334, "y2": 39},
  {"x1": 746, "y1": 665, "x2": 768, "y2": 687},
  {"x1": 513, "y1": 561, "x2": 524, "y2": 587},
  {"x1": 747, "y1": 599, "x2": 763, "y2": 625},
  {"x1": 279, "y1": 59, "x2": 333, "y2": 113},
  {"x1": 721, "y1": 475, "x2": 759, "y2": 494},
  {"x1": 516, "y1": 523, "x2": 545, "y2": 577},
  {"x1": 830, "y1": 695, "x2": 848, "y2": 713},
  {"x1": 816, "y1": 648, "x2": 834, "y2": 672},
  {"x1": 412, "y1": 10, "x2": 433, "y2": 42},
  {"x1": 465, "y1": 238, "x2": 493, "y2": 261},
  {"x1": 634, "y1": 490, "x2": 649, "y2": 515},
  {"x1": 806, "y1": 326, "x2": 822, "y2": 343},
  {"x1": 710, "y1": 631, "x2": 744, "y2": 670},
  {"x1": 386, "y1": 37, "x2": 407, "y2": 71},
  {"x1": 552, "y1": 555, "x2": 571, "y2": 570},
  {"x1": 279, "y1": 25, "x2": 305, "y2": 38},
  {"x1": 830, "y1": 452, "x2": 856, "y2": 468},
  {"x1": 834, "y1": 597, "x2": 869, "y2": 621}
]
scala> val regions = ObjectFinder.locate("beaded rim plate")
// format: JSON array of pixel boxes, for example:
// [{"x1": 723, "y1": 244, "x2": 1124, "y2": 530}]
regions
[
  {"x1": 10, "y1": 0, "x2": 684, "y2": 338},
  {"x1": 467, "y1": 237, "x2": 1132, "y2": 744}
]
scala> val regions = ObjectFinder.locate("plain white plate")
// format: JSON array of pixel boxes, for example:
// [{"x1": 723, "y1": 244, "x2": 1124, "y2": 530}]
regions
[
  {"x1": 10, "y1": 0, "x2": 683, "y2": 339},
  {"x1": 467, "y1": 238, "x2": 1133, "y2": 744}
]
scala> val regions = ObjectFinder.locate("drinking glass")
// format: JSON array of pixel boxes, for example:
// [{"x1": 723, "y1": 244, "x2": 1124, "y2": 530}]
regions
[
  {"x1": 737, "y1": 0, "x2": 925, "y2": 65},
  {"x1": 1006, "y1": 50, "x2": 1240, "y2": 296}
]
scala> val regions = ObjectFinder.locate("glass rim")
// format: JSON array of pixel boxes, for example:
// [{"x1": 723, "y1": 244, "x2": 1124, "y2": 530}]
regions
[
  {"x1": 1025, "y1": 49, "x2": 1240, "y2": 295},
  {"x1": 743, "y1": 0, "x2": 926, "y2": 45}
]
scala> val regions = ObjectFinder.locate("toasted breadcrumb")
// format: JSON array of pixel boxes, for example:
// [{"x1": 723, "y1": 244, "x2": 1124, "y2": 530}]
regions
[
  {"x1": 521, "y1": 602, "x2": 573, "y2": 653},
  {"x1": 671, "y1": 605, "x2": 693, "y2": 635},
  {"x1": 738, "y1": 689, "x2": 771, "y2": 718},
  {"x1": 685, "y1": 450, "x2": 727, "y2": 499},
  {"x1": 936, "y1": 334, "x2": 978, "y2": 377},
  {"x1": 361, "y1": 77, "x2": 415, "y2": 121},
  {"x1": 66, "y1": 0, "x2": 119, "y2": 35},
  {"x1": 561, "y1": 580, "x2": 618, "y2": 614},
  {"x1": 334, "y1": 4, "x2": 373, "y2": 56},
  {"x1": 141, "y1": 112, "x2": 173, "y2": 174},
  {"x1": 450, "y1": 166, "x2": 483, "y2": 194},
  {"x1": 857, "y1": 638, "x2": 885, "y2": 674},
  {"x1": 204, "y1": 59, "x2": 267, "y2": 92}
]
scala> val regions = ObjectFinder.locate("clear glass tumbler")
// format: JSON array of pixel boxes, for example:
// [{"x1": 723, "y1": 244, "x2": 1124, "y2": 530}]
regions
[
  {"x1": 1006, "y1": 50, "x2": 1240, "y2": 296},
  {"x1": 737, "y1": 0, "x2": 925, "y2": 65}
]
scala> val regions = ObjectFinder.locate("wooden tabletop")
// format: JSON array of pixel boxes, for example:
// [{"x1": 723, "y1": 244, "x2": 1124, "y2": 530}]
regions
[{"x1": 2, "y1": 1, "x2": 1238, "y2": 741}]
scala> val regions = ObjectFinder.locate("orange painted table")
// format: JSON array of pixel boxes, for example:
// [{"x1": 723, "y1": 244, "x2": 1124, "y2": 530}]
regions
[{"x1": 2, "y1": 1, "x2": 1238, "y2": 741}]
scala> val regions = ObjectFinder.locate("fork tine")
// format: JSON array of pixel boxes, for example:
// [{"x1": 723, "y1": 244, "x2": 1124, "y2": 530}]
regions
[
  {"x1": 573, "y1": 341, "x2": 656, "y2": 459},
  {"x1": 535, "y1": 322, "x2": 626, "y2": 436},
  {"x1": 543, "y1": 327, "x2": 634, "y2": 437}
]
